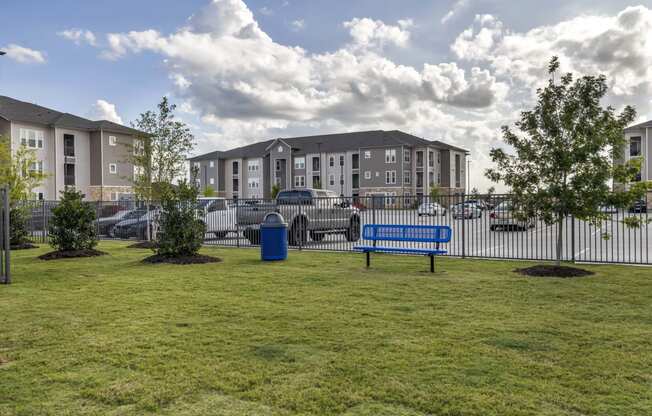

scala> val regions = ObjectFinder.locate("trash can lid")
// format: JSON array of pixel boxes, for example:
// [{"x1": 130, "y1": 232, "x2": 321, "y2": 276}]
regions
[{"x1": 261, "y1": 212, "x2": 287, "y2": 228}]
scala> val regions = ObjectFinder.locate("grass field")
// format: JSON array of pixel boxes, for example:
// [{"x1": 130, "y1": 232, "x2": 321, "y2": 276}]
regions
[{"x1": 1, "y1": 242, "x2": 651, "y2": 415}]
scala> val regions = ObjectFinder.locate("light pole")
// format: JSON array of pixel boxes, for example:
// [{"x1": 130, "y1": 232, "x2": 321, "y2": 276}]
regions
[{"x1": 466, "y1": 158, "x2": 472, "y2": 193}]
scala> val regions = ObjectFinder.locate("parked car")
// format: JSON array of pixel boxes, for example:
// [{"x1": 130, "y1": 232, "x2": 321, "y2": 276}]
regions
[
  {"x1": 452, "y1": 203, "x2": 482, "y2": 219},
  {"x1": 628, "y1": 200, "x2": 648, "y2": 214},
  {"x1": 95, "y1": 209, "x2": 144, "y2": 236},
  {"x1": 599, "y1": 205, "x2": 618, "y2": 215},
  {"x1": 489, "y1": 201, "x2": 535, "y2": 231},
  {"x1": 111, "y1": 210, "x2": 158, "y2": 239},
  {"x1": 204, "y1": 198, "x2": 237, "y2": 239},
  {"x1": 417, "y1": 202, "x2": 446, "y2": 217},
  {"x1": 465, "y1": 199, "x2": 488, "y2": 211},
  {"x1": 237, "y1": 188, "x2": 361, "y2": 245}
]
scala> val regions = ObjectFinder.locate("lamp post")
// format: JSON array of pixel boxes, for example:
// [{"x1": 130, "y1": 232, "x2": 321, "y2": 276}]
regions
[{"x1": 466, "y1": 157, "x2": 472, "y2": 193}]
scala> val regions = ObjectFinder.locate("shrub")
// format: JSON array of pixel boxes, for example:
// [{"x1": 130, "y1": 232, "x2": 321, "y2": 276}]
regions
[
  {"x1": 9, "y1": 206, "x2": 29, "y2": 246},
  {"x1": 48, "y1": 188, "x2": 98, "y2": 251},
  {"x1": 155, "y1": 180, "x2": 206, "y2": 258}
]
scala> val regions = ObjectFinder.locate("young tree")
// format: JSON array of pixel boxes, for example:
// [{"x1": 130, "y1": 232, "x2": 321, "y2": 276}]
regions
[
  {"x1": 48, "y1": 188, "x2": 98, "y2": 252},
  {"x1": 486, "y1": 57, "x2": 647, "y2": 266}
]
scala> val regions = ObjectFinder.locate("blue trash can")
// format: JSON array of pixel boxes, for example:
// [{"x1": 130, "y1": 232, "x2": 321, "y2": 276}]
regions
[{"x1": 260, "y1": 212, "x2": 288, "y2": 261}]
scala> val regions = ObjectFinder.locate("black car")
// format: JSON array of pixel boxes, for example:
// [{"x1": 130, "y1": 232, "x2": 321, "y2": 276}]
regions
[
  {"x1": 111, "y1": 210, "x2": 157, "y2": 239},
  {"x1": 95, "y1": 209, "x2": 145, "y2": 236},
  {"x1": 628, "y1": 200, "x2": 648, "y2": 214}
]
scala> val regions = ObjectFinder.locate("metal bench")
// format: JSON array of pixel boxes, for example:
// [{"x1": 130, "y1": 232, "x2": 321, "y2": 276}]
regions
[{"x1": 354, "y1": 224, "x2": 452, "y2": 272}]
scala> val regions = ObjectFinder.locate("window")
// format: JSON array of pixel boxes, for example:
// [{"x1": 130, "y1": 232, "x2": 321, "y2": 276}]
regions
[
  {"x1": 364, "y1": 171, "x2": 371, "y2": 180},
  {"x1": 630, "y1": 137, "x2": 642, "y2": 157},
  {"x1": 329, "y1": 175, "x2": 335, "y2": 186},
  {"x1": 275, "y1": 160, "x2": 282, "y2": 171},
  {"x1": 20, "y1": 129, "x2": 44, "y2": 149},
  {"x1": 312, "y1": 175, "x2": 321, "y2": 188},
  {"x1": 233, "y1": 178, "x2": 239, "y2": 191},
  {"x1": 352, "y1": 173, "x2": 359, "y2": 189},
  {"x1": 364, "y1": 151, "x2": 371, "y2": 159},
  {"x1": 194, "y1": 162, "x2": 200, "y2": 169},
  {"x1": 403, "y1": 170, "x2": 411, "y2": 185},
  {"x1": 278, "y1": 145, "x2": 284, "y2": 153},
  {"x1": 339, "y1": 155, "x2": 344, "y2": 166},
  {"x1": 455, "y1": 154, "x2": 461, "y2": 188},
  {"x1": 329, "y1": 156, "x2": 335, "y2": 167},
  {"x1": 416, "y1": 151, "x2": 424, "y2": 167},
  {"x1": 108, "y1": 136, "x2": 117, "y2": 146},
  {"x1": 404, "y1": 150, "x2": 410, "y2": 163},
  {"x1": 385, "y1": 171, "x2": 397, "y2": 185},
  {"x1": 248, "y1": 178, "x2": 260, "y2": 189},
  {"x1": 385, "y1": 149, "x2": 396, "y2": 163},
  {"x1": 64, "y1": 163, "x2": 75, "y2": 186},
  {"x1": 210, "y1": 161, "x2": 215, "y2": 168},
  {"x1": 110, "y1": 192, "x2": 119, "y2": 202},
  {"x1": 232, "y1": 161, "x2": 239, "y2": 175},
  {"x1": 416, "y1": 172, "x2": 424, "y2": 187},
  {"x1": 248, "y1": 160, "x2": 259, "y2": 172},
  {"x1": 294, "y1": 157, "x2": 305, "y2": 170},
  {"x1": 109, "y1": 163, "x2": 117, "y2": 174},
  {"x1": 209, "y1": 178, "x2": 215, "y2": 185},
  {"x1": 294, "y1": 175, "x2": 305, "y2": 187},
  {"x1": 429, "y1": 151, "x2": 434, "y2": 167},
  {"x1": 352, "y1": 153, "x2": 359, "y2": 169},
  {"x1": 64, "y1": 134, "x2": 75, "y2": 157},
  {"x1": 312, "y1": 156, "x2": 320, "y2": 171},
  {"x1": 29, "y1": 161, "x2": 44, "y2": 173}
]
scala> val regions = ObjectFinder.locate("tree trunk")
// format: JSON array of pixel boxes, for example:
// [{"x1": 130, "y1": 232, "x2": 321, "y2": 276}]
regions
[{"x1": 555, "y1": 216, "x2": 564, "y2": 267}]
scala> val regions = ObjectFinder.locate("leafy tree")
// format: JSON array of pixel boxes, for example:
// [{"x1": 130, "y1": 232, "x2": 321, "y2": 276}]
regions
[
  {"x1": 48, "y1": 188, "x2": 98, "y2": 252},
  {"x1": 203, "y1": 186, "x2": 216, "y2": 198},
  {"x1": 0, "y1": 135, "x2": 48, "y2": 246},
  {"x1": 155, "y1": 179, "x2": 206, "y2": 258},
  {"x1": 271, "y1": 184, "x2": 280, "y2": 199},
  {"x1": 429, "y1": 185, "x2": 441, "y2": 201},
  {"x1": 486, "y1": 57, "x2": 647, "y2": 265}
]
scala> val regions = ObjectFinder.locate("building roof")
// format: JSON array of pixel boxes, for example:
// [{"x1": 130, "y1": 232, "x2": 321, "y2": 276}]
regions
[
  {"x1": 625, "y1": 119, "x2": 652, "y2": 132},
  {"x1": 188, "y1": 130, "x2": 469, "y2": 161},
  {"x1": 0, "y1": 95, "x2": 144, "y2": 135}
]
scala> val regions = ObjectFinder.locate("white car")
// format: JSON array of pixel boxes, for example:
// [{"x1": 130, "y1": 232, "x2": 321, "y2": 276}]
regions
[
  {"x1": 452, "y1": 203, "x2": 482, "y2": 219},
  {"x1": 489, "y1": 201, "x2": 535, "y2": 231},
  {"x1": 203, "y1": 198, "x2": 237, "y2": 239},
  {"x1": 417, "y1": 202, "x2": 447, "y2": 217}
]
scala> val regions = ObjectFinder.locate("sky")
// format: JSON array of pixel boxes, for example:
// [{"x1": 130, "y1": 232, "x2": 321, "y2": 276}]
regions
[{"x1": 2, "y1": 0, "x2": 652, "y2": 191}]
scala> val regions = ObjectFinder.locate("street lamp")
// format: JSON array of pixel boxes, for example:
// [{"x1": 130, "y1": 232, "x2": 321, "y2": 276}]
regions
[{"x1": 466, "y1": 157, "x2": 472, "y2": 193}]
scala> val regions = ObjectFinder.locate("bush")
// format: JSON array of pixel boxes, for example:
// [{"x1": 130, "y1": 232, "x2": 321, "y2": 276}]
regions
[
  {"x1": 155, "y1": 180, "x2": 206, "y2": 258},
  {"x1": 9, "y1": 206, "x2": 29, "y2": 246},
  {"x1": 48, "y1": 188, "x2": 98, "y2": 251}
]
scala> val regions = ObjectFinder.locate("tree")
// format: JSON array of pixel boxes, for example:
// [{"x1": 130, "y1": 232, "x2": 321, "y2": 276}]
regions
[
  {"x1": 128, "y1": 97, "x2": 195, "y2": 202},
  {"x1": 429, "y1": 185, "x2": 441, "y2": 201},
  {"x1": 271, "y1": 184, "x2": 280, "y2": 199},
  {"x1": 203, "y1": 186, "x2": 216, "y2": 198},
  {"x1": 48, "y1": 188, "x2": 98, "y2": 252},
  {"x1": 486, "y1": 57, "x2": 647, "y2": 266},
  {"x1": 0, "y1": 136, "x2": 48, "y2": 246}
]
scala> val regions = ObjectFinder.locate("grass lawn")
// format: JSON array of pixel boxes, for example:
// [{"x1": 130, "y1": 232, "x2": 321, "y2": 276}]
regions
[{"x1": 1, "y1": 242, "x2": 651, "y2": 415}]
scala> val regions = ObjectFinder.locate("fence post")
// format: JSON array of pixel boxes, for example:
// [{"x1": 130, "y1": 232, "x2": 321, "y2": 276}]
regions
[
  {"x1": 571, "y1": 214, "x2": 575, "y2": 263},
  {"x1": 235, "y1": 199, "x2": 240, "y2": 248},
  {"x1": 41, "y1": 198, "x2": 46, "y2": 244},
  {"x1": 371, "y1": 195, "x2": 377, "y2": 248},
  {"x1": 1, "y1": 186, "x2": 10, "y2": 284},
  {"x1": 461, "y1": 192, "x2": 466, "y2": 259}
]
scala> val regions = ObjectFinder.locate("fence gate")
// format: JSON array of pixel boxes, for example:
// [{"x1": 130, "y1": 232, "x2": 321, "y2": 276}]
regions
[{"x1": 0, "y1": 186, "x2": 9, "y2": 284}]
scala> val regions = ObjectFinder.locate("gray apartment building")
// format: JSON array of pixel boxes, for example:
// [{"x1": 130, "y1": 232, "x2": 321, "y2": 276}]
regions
[
  {"x1": 621, "y1": 120, "x2": 652, "y2": 184},
  {"x1": 0, "y1": 95, "x2": 143, "y2": 201},
  {"x1": 189, "y1": 130, "x2": 469, "y2": 203}
]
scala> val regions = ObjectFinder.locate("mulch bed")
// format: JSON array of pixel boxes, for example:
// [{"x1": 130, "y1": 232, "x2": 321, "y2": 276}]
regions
[
  {"x1": 142, "y1": 254, "x2": 222, "y2": 265},
  {"x1": 38, "y1": 249, "x2": 108, "y2": 261},
  {"x1": 515, "y1": 265, "x2": 594, "y2": 278},
  {"x1": 10, "y1": 243, "x2": 39, "y2": 250},
  {"x1": 127, "y1": 241, "x2": 159, "y2": 249}
]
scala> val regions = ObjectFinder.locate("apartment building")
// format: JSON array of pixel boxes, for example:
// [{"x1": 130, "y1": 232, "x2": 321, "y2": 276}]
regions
[
  {"x1": 0, "y1": 95, "x2": 144, "y2": 201},
  {"x1": 189, "y1": 130, "x2": 469, "y2": 202},
  {"x1": 621, "y1": 120, "x2": 651, "y2": 183}
]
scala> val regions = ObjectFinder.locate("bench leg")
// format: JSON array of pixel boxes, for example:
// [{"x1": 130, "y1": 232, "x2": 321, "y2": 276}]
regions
[
  {"x1": 430, "y1": 255, "x2": 434, "y2": 273},
  {"x1": 366, "y1": 251, "x2": 370, "y2": 268}
]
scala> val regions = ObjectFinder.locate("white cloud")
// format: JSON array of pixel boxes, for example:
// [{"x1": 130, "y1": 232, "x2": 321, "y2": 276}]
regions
[
  {"x1": 343, "y1": 17, "x2": 411, "y2": 49},
  {"x1": 89, "y1": 99, "x2": 124, "y2": 124},
  {"x1": 290, "y1": 19, "x2": 305, "y2": 32},
  {"x1": 58, "y1": 29, "x2": 97, "y2": 46},
  {"x1": 441, "y1": 0, "x2": 470, "y2": 24},
  {"x1": 2, "y1": 44, "x2": 46, "y2": 64}
]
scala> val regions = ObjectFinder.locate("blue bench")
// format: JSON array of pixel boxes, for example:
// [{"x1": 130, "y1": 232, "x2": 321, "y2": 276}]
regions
[{"x1": 354, "y1": 224, "x2": 452, "y2": 273}]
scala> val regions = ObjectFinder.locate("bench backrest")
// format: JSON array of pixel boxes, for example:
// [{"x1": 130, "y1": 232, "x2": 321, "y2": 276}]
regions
[{"x1": 362, "y1": 224, "x2": 452, "y2": 243}]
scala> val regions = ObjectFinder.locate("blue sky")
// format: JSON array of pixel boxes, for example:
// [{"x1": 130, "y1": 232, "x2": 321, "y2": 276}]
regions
[{"x1": 2, "y1": 0, "x2": 652, "y2": 190}]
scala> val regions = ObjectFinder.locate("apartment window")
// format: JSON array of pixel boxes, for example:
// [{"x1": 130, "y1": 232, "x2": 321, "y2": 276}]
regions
[
  {"x1": 20, "y1": 129, "x2": 44, "y2": 149},
  {"x1": 312, "y1": 175, "x2": 321, "y2": 188},
  {"x1": 416, "y1": 172, "x2": 424, "y2": 187},
  {"x1": 110, "y1": 192, "x2": 119, "y2": 202},
  {"x1": 385, "y1": 170, "x2": 397, "y2": 185},
  {"x1": 210, "y1": 161, "x2": 215, "y2": 168},
  {"x1": 352, "y1": 173, "x2": 359, "y2": 189},
  {"x1": 404, "y1": 150, "x2": 410, "y2": 163},
  {"x1": 294, "y1": 157, "x2": 305, "y2": 170},
  {"x1": 248, "y1": 178, "x2": 260, "y2": 189},
  {"x1": 416, "y1": 151, "x2": 424, "y2": 167},
  {"x1": 294, "y1": 175, "x2": 305, "y2": 187},
  {"x1": 248, "y1": 160, "x2": 259, "y2": 172},
  {"x1": 329, "y1": 156, "x2": 335, "y2": 167},
  {"x1": 209, "y1": 178, "x2": 215, "y2": 185},
  {"x1": 385, "y1": 149, "x2": 396, "y2": 163},
  {"x1": 329, "y1": 175, "x2": 335, "y2": 186},
  {"x1": 429, "y1": 151, "x2": 434, "y2": 167},
  {"x1": 232, "y1": 161, "x2": 239, "y2": 175},
  {"x1": 352, "y1": 153, "x2": 359, "y2": 169},
  {"x1": 364, "y1": 171, "x2": 371, "y2": 180},
  {"x1": 275, "y1": 160, "x2": 281, "y2": 171},
  {"x1": 109, "y1": 163, "x2": 117, "y2": 174},
  {"x1": 63, "y1": 134, "x2": 75, "y2": 157},
  {"x1": 277, "y1": 145, "x2": 283, "y2": 153},
  {"x1": 364, "y1": 150, "x2": 371, "y2": 159},
  {"x1": 233, "y1": 178, "x2": 239, "y2": 191},
  {"x1": 403, "y1": 170, "x2": 411, "y2": 185},
  {"x1": 108, "y1": 136, "x2": 117, "y2": 146},
  {"x1": 29, "y1": 161, "x2": 44, "y2": 173},
  {"x1": 339, "y1": 155, "x2": 344, "y2": 166},
  {"x1": 312, "y1": 156, "x2": 320, "y2": 171},
  {"x1": 194, "y1": 162, "x2": 200, "y2": 169},
  {"x1": 630, "y1": 137, "x2": 642, "y2": 157},
  {"x1": 64, "y1": 163, "x2": 75, "y2": 186},
  {"x1": 455, "y1": 154, "x2": 461, "y2": 188}
]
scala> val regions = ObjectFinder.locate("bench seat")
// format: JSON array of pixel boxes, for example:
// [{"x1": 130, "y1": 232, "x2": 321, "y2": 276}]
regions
[{"x1": 353, "y1": 246, "x2": 447, "y2": 255}]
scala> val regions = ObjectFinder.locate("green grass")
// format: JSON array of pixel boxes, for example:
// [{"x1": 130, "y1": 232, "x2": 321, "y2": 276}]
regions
[{"x1": 1, "y1": 242, "x2": 651, "y2": 415}]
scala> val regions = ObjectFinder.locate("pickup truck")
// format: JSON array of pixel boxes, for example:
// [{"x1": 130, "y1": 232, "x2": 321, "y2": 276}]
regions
[{"x1": 237, "y1": 189, "x2": 361, "y2": 246}]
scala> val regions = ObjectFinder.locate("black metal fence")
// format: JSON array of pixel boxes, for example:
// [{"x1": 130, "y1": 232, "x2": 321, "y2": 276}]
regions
[
  {"x1": 20, "y1": 192, "x2": 652, "y2": 265},
  {"x1": 1, "y1": 186, "x2": 10, "y2": 284}
]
